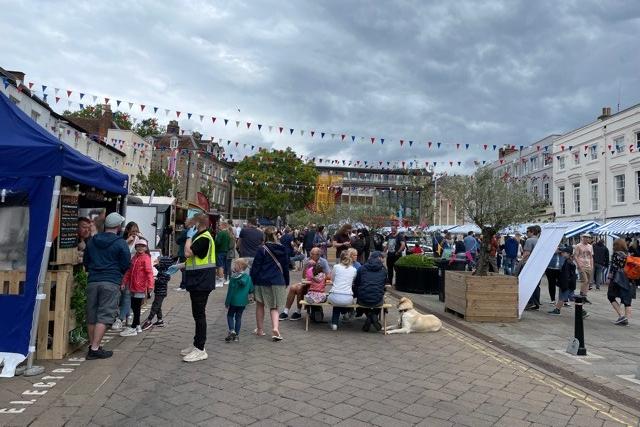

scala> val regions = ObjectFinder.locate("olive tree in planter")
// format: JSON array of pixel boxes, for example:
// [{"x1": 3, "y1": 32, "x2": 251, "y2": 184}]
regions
[
  {"x1": 394, "y1": 254, "x2": 438, "y2": 294},
  {"x1": 440, "y1": 167, "x2": 539, "y2": 321}
]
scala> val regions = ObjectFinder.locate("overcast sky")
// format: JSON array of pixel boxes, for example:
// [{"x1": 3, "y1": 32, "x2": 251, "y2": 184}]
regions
[{"x1": 2, "y1": 1, "x2": 639, "y2": 172}]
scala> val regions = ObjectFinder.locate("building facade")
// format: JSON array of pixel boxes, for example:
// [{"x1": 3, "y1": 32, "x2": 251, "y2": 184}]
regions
[
  {"x1": 553, "y1": 105, "x2": 640, "y2": 222},
  {"x1": 151, "y1": 121, "x2": 233, "y2": 216}
]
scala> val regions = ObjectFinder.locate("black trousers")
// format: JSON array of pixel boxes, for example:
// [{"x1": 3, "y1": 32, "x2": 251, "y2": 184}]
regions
[
  {"x1": 131, "y1": 297, "x2": 144, "y2": 328},
  {"x1": 189, "y1": 290, "x2": 211, "y2": 350},
  {"x1": 386, "y1": 254, "x2": 401, "y2": 284},
  {"x1": 545, "y1": 268, "x2": 560, "y2": 302},
  {"x1": 147, "y1": 294, "x2": 166, "y2": 321}
]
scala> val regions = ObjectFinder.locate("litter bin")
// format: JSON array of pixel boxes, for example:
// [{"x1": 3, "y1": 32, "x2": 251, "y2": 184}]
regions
[{"x1": 438, "y1": 256, "x2": 467, "y2": 302}]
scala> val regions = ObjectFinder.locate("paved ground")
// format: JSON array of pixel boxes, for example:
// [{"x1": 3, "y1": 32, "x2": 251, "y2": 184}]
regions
[
  {"x1": 2, "y1": 273, "x2": 640, "y2": 426},
  {"x1": 396, "y1": 275, "x2": 640, "y2": 406}
]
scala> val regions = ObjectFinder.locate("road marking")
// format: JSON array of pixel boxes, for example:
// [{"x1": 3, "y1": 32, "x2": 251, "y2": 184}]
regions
[{"x1": 443, "y1": 327, "x2": 638, "y2": 426}]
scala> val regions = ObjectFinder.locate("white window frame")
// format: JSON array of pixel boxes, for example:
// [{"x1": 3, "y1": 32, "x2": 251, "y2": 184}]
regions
[
  {"x1": 614, "y1": 174, "x2": 625, "y2": 203},
  {"x1": 614, "y1": 136, "x2": 625, "y2": 154},
  {"x1": 559, "y1": 186, "x2": 566, "y2": 215},
  {"x1": 589, "y1": 145, "x2": 598, "y2": 160},
  {"x1": 544, "y1": 155, "x2": 552, "y2": 167},
  {"x1": 169, "y1": 136, "x2": 179, "y2": 149},
  {"x1": 590, "y1": 178, "x2": 598, "y2": 211},
  {"x1": 543, "y1": 182, "x2": 550, "y2": 201},
  {"x1": 636, "y1": 171, "x2": 640, "y2": 201},
  {"x1": 530, "y1": 156, "x2": 539, "y2": 171},
  {"x1": 573, "y1": 183, "x2": 581, "y2": 213},
  {"x1": 636, "y1": 132, "x2": 640, "y2": 150},
  {"x1": 558, "y1": 156, "x2": 566, "y2": 171},
  {"x1": 573, "y1": 152, "x2": 580, "y2": 166}
]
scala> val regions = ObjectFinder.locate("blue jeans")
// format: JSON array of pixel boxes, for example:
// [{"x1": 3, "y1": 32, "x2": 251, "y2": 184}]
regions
[
  {"x1": 594, "y1": 264, "x2": 606, "y2": 287},
  {"x1": 227, "y1": 306, "x2": 245, "y2": 335},
  {"x1": 503, "y1": 257, "x2": 516, "y2": 276},
  {"x1": 119, "y1": 287, "x2": 131, "y2": 321}
]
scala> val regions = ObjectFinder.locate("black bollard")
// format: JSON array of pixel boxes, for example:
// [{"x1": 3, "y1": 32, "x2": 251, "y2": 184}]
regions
[{"x1": 574, "y1": 296, "x2": 587, "y2": 356}]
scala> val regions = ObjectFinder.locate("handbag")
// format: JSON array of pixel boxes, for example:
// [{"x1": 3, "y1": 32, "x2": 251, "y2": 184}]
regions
[{"x1": 614, "y1": 269, "x2": 631, "y2": 290}]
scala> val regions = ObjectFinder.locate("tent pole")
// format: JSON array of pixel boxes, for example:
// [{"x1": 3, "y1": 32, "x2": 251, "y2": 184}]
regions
[{"x1": 25, "y1": 175, "x2": 62, "y2": 375}]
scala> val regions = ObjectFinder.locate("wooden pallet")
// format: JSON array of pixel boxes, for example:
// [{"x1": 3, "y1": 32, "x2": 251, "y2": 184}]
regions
[
  {"x1": 0, "y1": 270, "x2": 26, "y2": 296},
  {"x1": 444, "y1": 271, "x2": 518, "y2": 322},
  {"x1": 37, "y1": 267, "x2": 76, "y2": 359}
]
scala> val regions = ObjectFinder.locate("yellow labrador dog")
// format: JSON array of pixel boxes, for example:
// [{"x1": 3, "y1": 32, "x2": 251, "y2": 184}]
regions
[{"x1": 385, "y1": 297, "x2": 442, "y2": 334}]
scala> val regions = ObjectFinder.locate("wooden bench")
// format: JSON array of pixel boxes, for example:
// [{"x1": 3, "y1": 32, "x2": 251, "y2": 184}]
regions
[{"x1": 300, "y1": 299, "x2": 393, "y2": 332}]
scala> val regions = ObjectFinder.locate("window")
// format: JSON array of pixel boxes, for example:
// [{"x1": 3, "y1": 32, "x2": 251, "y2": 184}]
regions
[
  {"x1": 636, "y1": 132, "x2": 640, "y2": 150},
  {"x1": 573, "y1": 152, "x2": 580, "y2": 166},
  {"x1": 169, "y1": 136, "x2": 179, "y2": 149},
  {"x1": 530, "y1": 156, "x2": 539, "y2": 171},
  {"x1": 590, "y1": 179, "x2": 598, "y2": 211},
  {"x1": 636, "y1": 171, "x2": 640, "y2": 201},
  {"x1": 9, "y1": 95, "x2": 19, "y2": 105},
  {"x1": 544, "y1": 155, "x2": 552, "y2": 167},
  {"x1": 522, "y1": 161, "x2": 528, "y2": 174},
  {"x1": 614, "y1": 174, "x2": 625, "y2": 203},
  {"x1": 97, "y1": 147, "x2": 103, "y2": 162},
  {"x1": 559, "y1": 186, "x2": 566, "y2": 215},
  {"x1": 558, "y1": 156, "x2": 566, "y2": 171},
  {"x1": 573, "y1": 183, "x2": 581, "y2": 213},
  {"x1": 0, "y1": 192, "x2": 29, "y2": 278},
  {"x1": 543, "y1": 182, "x2": 550, "y2": 201},
  {"x1": 614, "y1": 136, "x2": 625, "y2": 154},
  {"x1": 532, "y1": 185, "x2": 539, "y2": 198},
  {"x1": 30, "y1": 110, "x2": 40, "y2": 123}
]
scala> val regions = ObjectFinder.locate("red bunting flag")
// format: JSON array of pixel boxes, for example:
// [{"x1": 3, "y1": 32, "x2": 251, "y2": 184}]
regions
[
  {"x1": 55, "y1": 96, "x2": 60, "y2": 103},
  {"x1": 311, "y1": 131, "x2": 315, "y2": 137},
  {"x1": 371, "y1": 137, "x2": 375, "y2": 144},
  {"x1": 500, "y1": 159, "x2": 504, "y2": 164},
  {"x1": 483, "y1": 144, "x2": 488, "y2": 150},
  {"x1": 449, "y1": 161, "x2": 453, "y2": 166},
  {"x1": 104, "y1": 97, "x2": 109, "y2": 104},
  {"x1": 400, "y1": 140, "x2": 404, "y2": 146},
  {"x1": 246, "y1": 122, "x2": 251, "y2": 129},
  {"x1": 211, "y1": 117, "x2": 217, "y2": 124},
  {"x1": 67, "y1": 90, "x2": 72, "y2": 97},
  {"x1": 560, "y1": 145, "x2": 565, "y2": 151},
  {"x1": 428, "y1": 141, "x2": 432, "y2": 148},
  {"x1": 140, "y1": 104, "x2": 145, "y2": 112},
  {"x1": 28, "y1": 82, "x2": 34, "y2": 89},
  {"x1": 341, "y1": 134, "x2": 345, "y2": 141},
  {"x1": 279, "y1": 127, "x2": 283, "y2": 133},
  {"x1": 176, "y1": 111, "x2": 181, "y2": 118},
  {"x1": 456, "y1": 143, "x2": 460, "y2": 150}
]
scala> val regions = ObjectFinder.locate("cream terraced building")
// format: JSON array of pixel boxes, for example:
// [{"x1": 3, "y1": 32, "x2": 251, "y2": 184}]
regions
[{"x1": 553, "y1": 104, "x2": 640, "y2": 223}]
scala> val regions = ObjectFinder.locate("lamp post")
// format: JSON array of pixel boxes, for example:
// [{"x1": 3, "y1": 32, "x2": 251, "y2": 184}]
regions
[{"x1": 432, "y1": 172, "x2": 446, "y2": 227}]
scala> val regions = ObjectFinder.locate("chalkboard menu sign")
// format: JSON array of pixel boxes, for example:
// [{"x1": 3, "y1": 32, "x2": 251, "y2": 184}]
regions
[{"x1": 59, "y1": 195, "x2": 79, "y2": 249}]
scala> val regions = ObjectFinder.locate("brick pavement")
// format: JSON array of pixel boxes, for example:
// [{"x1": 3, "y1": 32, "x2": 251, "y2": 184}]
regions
[{"x1": 1, "y1": 274, "x2": 640, "y2": 426}]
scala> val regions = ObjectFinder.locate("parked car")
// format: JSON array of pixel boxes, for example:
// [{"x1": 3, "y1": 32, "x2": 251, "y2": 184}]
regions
[{"x1": 405, "y1": 237, "x2": 433, "y2": 255}]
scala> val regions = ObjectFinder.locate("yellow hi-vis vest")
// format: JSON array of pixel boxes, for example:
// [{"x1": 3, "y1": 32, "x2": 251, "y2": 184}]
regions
[{"x1": 185, "y1": 230, "x2": 216, "y2": 271}]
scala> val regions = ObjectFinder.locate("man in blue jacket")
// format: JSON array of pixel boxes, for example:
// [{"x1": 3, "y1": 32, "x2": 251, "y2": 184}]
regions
[
  {"x1": 83, "y1": 212, "x2": 131, "y2": 360},
  {"x1": 353, "y1": 251, "x2": 387, "y2": 332}
]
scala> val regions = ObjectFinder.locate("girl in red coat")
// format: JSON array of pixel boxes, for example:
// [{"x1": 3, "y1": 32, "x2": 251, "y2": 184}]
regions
[{"x1": 120, "y1": 238, "x2": 154, "y2": 337}]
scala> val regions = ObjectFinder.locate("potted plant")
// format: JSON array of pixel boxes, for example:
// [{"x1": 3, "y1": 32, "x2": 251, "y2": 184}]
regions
[
  {"x1": 394, "y1": 254, "x2": 439, "y2": 294},
  {"x1": 440, "y1": 167, "x2": 538, "y2": 321}
]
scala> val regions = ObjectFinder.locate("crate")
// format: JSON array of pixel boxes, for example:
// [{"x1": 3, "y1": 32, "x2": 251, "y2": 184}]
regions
[
  {"x1": 37, "y1": 268, "x2": 77, "y2": 359},
  {"x1": 444, "y1": 271, "x2": 518, "y2": 322}
]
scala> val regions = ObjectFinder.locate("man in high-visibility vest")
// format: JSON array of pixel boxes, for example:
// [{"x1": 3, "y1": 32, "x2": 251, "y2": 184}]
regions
[{"x1": 180, "y1": 213, "x2": 216, "y2": 362}]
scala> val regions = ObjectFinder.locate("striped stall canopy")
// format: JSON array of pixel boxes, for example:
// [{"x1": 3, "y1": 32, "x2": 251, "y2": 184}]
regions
[{"x1": 592, "y1": 218, "x2": 640, "y2": 236}]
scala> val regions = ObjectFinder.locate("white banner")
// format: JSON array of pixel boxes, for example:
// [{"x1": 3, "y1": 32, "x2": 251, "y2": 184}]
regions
[{"x1": 518, "y1": 225, "x2": 568, "y2": 317}]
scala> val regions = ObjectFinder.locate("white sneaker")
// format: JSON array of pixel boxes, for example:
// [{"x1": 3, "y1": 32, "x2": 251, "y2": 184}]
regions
[
  {"x1": 127, "y1": 315, "x2": 133, "y2": 325},
  {"x1": 180, "y1": 346, "x2": 195, "y2": 356},
  {"x1": 183, "y1": 348, "x2": 208, "y2": 362},
  {"x1": 330, "y1": 324, "x2": 338, "y2": 331},
  {"x1": 111, "y1": 319, "x2": 123, "y2": 331},
  {"x1": 136, "y1": 325, "x2": 142, "y2": 333},
  {"x1": 120, "y1": 327, "x2": 138, "y2": 337},
  {"x1": 223, "y1": 280, "x2": 230, "y2": 286},
  {"x1": 215, "y1": 279, "x2": 224, "y2": 288}
]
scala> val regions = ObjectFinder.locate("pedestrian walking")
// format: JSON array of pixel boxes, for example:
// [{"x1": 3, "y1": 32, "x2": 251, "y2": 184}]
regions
[
  {"x1": 120, "y1": 238, "x2": 154, "y2": 337},
  {"x1": 141, "y1": 256, "x2": 173, "y2": 330},
  {"x1": 384, "y1": 225, "x2": 406, "y2": 285},
  {"x1": 180, "y1": 213, "x2": 217, "y2": 362},
  {"x1": 250, "y1": 226, "x2": 290, "y2": 341},
  {"x1": 224, "y1": 258, "x2": 254, "y2": 342},
  {"x1": 575, "y1": 234, "x2": 594, "y2": 303},
  {"x1": 83, "y1": 212, "x2": 131, "y2": 359},
  {"x1": 548, "y1": 246, "x2": 587, "y2": 317},
  {"x1": 523, "y1": 225, "x2": 541, "y2": 310},
  {"x1": 215, "y1": 221, "x2": 231, "y2": 287},
  {"x1": 545, "y1": 247, "x2": 565, "y2": 305},
  {"x1": 593, "y1": 239, "x2": 609, "y2": 290},
  {"x1": 238, "y1": 217, "x2": 265, "y2": 264},
  {"x1": 607, "y1": 239, "x2": 634, "y2": 326}
]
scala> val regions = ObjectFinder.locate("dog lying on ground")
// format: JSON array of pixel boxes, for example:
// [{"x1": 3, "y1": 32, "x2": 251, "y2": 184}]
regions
[{"x1": 385, "y1": 297, "x2": 442, "y2": 334}]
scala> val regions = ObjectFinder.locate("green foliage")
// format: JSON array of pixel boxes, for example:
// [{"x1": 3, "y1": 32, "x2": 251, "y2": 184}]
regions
[
  {"x1": 442, "y1": 167, "x2": 539, "y2": 275},
  {"x1": 133, "y1": 118, "x2": 165, "y2": 138},
  {"x1": 234, "y1": 148, "x2": 318, "y2": 218},
  {"x1": 131, "y1": 169, "x2": 181, "y2": 198},
  {"x1": 395, "y1": 254, "x2": 437, "y2": 269},
  {"x1": 64, "y1": 105, "x2": 132, "y2": 130},
  {"x1": 70, "y1": 270, "x2": 88, "y2": 344}
]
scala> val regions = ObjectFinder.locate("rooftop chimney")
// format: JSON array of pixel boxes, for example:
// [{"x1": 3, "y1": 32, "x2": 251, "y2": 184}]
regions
[
  {"x1": 167, "y1": 120, "x2": 180, "y2": 135},
  {"x1": 98, "y1": 104, "x2": 112, "y2": 139},
  {"x1": 498, "y1": 146, "x2": 517, "y2": 159},
  {"x1": 598, "y1": 107, "x2": 611, "y2": 120}
]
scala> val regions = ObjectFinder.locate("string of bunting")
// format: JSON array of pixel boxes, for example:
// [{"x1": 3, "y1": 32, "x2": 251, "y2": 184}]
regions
[{"x1": 5, "y1": 77, "x2": 536, "y2": 152}]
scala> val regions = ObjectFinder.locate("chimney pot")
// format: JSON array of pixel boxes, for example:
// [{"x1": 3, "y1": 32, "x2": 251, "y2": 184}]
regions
[
  {"x1": 167, "y1": 120, "x2": 180, "y2": 135},
  {"x1": 598, "y1": 107, "x2": 611, "y2": 120}
]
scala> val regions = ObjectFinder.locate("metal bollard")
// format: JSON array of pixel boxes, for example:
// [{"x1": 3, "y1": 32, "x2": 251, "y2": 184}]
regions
[{"x1": 574, "y1": 296, "x2": 587, "y2": 356}]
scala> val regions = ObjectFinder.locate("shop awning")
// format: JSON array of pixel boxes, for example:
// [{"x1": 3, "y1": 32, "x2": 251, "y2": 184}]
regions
[
  {"x1": 550, "y1": 220, "x2": 601, "y2": 238},
  {"x1": 447, "y1": 223, "x2": 482, "y2": 234},
  {"x1": 0, "y1": 92, "x2": 128, "y2": 194},
  {"x1": 592, "y1": 218, "x2": 640, "y2": 236}
]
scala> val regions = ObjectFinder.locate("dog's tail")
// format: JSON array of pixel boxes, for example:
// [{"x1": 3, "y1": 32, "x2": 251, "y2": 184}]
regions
[{"x1": 432, "y1": 318, "x2": 443, "y2": 332}]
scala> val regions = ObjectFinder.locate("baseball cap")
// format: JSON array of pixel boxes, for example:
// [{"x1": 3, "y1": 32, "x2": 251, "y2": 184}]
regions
[
  {"x1": 104, "y1": 212, "x2": 125, "y2": 228},
  {"x1": 134, "y1": 237, "x2": 148, "y2": 247}
]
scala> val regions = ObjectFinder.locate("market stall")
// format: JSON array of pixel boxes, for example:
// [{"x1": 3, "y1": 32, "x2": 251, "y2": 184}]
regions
[
  {"x1": 0, "y1": 92, "x2": 128, "y2": 376},
  {"x1": 592, "y1": 218, "x2": 640, "y2": 236}
]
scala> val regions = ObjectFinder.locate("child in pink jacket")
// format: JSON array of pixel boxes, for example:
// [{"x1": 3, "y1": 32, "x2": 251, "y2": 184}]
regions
[{"x1": 120, "y1": 238, "x2": 154, "y2": 337}]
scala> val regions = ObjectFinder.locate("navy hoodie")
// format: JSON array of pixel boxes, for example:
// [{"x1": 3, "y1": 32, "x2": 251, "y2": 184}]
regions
[
  {"x1": 83, "y1": 232, "x2": 131, "y2": 286},
  {"x1": 353, "y1": 258, "x2": 387, "y2": 306},
  {"x1": 250, "y1": 242, "x2": 290, "y2": 286}
]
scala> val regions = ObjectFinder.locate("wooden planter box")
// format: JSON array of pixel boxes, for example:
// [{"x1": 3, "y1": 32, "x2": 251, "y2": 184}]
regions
[
  {"x1": 444, "y1": 271, "x2": 518, "y2": 322},
  {"x1": 395, "y1": 265, "x2": 439, "y2": 294},
  {"x1": 0, "y1": 268, "x2": 77, "y2": 359}
]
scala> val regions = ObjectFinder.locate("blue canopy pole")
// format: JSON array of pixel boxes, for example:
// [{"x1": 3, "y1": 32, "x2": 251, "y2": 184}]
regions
[{"x1": 25, "y1": 175, "x2": 61, "y2": 375}]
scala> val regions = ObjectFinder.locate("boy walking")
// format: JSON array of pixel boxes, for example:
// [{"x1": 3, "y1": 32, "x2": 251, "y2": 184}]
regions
[{"x1": 549, "y1": 246, "x2": 588, "y2": 318}]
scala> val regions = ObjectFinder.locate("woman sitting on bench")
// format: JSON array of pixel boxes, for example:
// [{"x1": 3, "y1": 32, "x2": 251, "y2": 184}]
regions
[
  {"x1": 305, "y1": 260, "x2": 327, "y2": 304},
  {"x1": 353, "y1": 251, "x2": 387, "y2": 332},
  {"x1": 328, "y1": 251, "x2": 358, "y2": 330}
]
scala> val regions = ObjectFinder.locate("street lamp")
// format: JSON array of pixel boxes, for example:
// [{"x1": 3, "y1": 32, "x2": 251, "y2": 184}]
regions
[{"x1": 432, "y1": 172, "x2": 446, "y2": 227}]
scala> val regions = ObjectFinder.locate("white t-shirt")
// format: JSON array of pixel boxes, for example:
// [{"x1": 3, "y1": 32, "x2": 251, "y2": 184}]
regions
[{"x1": 330, "y1": 264, "x2": 357, "y2": 295}]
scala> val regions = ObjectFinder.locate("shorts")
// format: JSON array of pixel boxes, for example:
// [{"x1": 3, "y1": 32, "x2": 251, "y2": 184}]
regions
[
  {"x1": 608, "y1": 284, "x2": 632, "y2": 306},
  {"x1": 254, "y1": 285, "x2": 287, "y2": 310},
  {"x1": 86, "y1": 282, "x2": 121, "y2": 325},
  {"x1": 306, "y1": 291, "x2": 327, "y2": 304},
  {"x1": 216, "y1": 252, "x2": 228, "y2": 268}
]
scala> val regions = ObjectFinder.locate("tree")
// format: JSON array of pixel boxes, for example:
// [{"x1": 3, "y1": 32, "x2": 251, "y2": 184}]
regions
[
  {"x1": 131, "y1": 170, "x2": 180, "y2": 198},
  {"x1": 441, "y1": 167, "x2": 539, "y2": 276},
  {"x1": 133, "y1": 118, "x2": 165, "y2": 138},
  {"x1": 64, "y1": 105, "x2": 132, "y2": 130},
  {"x1": 233, "y1": 148, "x2": 318, "y2": 218}
]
